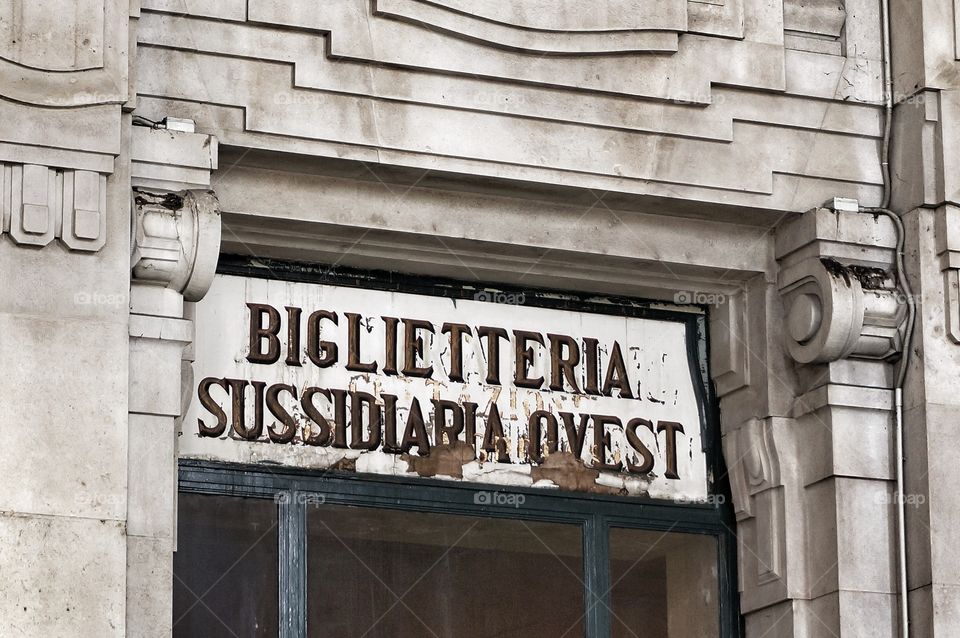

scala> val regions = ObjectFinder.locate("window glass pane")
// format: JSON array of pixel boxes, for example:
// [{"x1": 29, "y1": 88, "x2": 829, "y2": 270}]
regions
[
  {"x1": 173, "y1": 493, "x2": 279, "y2": 637},
  {"x1": 307, "y1": 504, "x2": 585, "y2": 637},
  {"x1": 609, "y1": 527, "x2": 719, "y2": 638}
]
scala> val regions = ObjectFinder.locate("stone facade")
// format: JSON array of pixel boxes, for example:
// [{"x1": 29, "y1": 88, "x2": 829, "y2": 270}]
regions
[{"x1": 1, "y1": 0, "x2": 959, "y2": 636}]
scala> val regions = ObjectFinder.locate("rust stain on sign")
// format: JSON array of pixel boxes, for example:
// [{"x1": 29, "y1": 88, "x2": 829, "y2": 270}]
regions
[
  {"x1": 402, "y1": 441, "x2": 476, "y2": 479},
  {"x1": 531, "y1": 452, "x2": 622, "y2": 495}
]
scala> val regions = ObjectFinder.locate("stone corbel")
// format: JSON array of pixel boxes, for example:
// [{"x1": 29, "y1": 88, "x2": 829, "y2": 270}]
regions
[
  {"x1": 129, "y1": 119, "x2": 221, "y2": 310},
  {"x1": 776, "y1": 206, "x2": 904, "y2": 365},
  {"x1": 131, "y1": 189, "x2": 222, "y2": 303}
]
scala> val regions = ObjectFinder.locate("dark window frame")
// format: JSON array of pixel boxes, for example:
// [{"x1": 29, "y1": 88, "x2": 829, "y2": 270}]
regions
[
  {"x1": 179, "y1": 461, "x2": 740, "y2": 637},
  {"x1": 175, "y1": 256, "x2": 742, "y2": 637}
]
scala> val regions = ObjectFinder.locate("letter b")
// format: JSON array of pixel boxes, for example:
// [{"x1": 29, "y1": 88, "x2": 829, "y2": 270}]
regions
[{"x1": 247, "y1": 303, "x2": 281, "y2": 364}]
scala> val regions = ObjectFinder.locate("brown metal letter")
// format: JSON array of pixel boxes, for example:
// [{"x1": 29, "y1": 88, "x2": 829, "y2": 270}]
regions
[
  {"x1": 548, "y1": 333, "x2": 581, "y2": 393},
  {"x1": 657, "y1": 420, "x2": 685, "y2": 479},
  {"x1": 559, "y1": 412, "x2": 590, "y2": 458},
  {"x1": 601, "y1": 341, "x2": 634, "y2": 399},
  {"x1": 441, "y1": 322, "x2": 472, "y2": 383},
  {"x1": 197, "y1": 377, "x2": 228, "y2": 437},
  {"x1": 513, "y1": 330, "x2": 545, "y2": 389},
  {"x1": 582, "y1": 337, "x2": 600, "y2": 395},
  {"x1": 226, "y1": 378, "x2": 265, "y2": 440},
  {"x1": 625, "y1": 417, "x2": 656, "y2": 474},
  {"x1": 382, "y1": 316, "x2": 399, "y2": 375},
  {"x1": 266, "y1": 383, "x2": 298, "y2": 443},
  {"x1": 402, "y1": 319, "x2": 435, "y2": 378},
  {"x1": 246, "y1": 303, "x2": 281, "y2": 364},
  {"x1": 350, "y1": 391, "x2": 382, "y2": 450},
  {"x1": 284, "y1": 307, "x2": 302, "y2": 367},
  {"x1": 381, "y1": 393, "x2": 402, "y2": 453},
  {"x1": 433, "y1": 399, "x2": 464, "y2": 444},
  {"x1": 528, "y1": 410, "x2": 559, "y2": 464},
  {"x1": 463, "y1": 401, "x2": 478, "y2": 449},
  {"x1": 400, "y1": 397, "x2": 431, "y2": 456},
  {"x1": 476, "y1": 326, "x2": 508, "y2": 385},
  {"x1": 306, "y1": 310, "x2": 338, "y2": 368},
  {"x1": 591, "y1": 414, "x2": 624, "y2": 471},
  {"x1": 345, "y1": 313, "x2": 378, "y2": 373},
  {"x1": 330, "y1": 388, "x2": 349, "y2": 448},
  {"x1": 301, "y1": 387, "x2": 332, "y2": 446}
]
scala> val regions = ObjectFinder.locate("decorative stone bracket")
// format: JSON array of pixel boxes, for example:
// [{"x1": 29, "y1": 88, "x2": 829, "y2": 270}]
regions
[
  {"x1": 779, "y1": 258, "x2": 904, "y2": 363},
  {"x1": 131, "y1": 189, "x2": 221, "y2": 302},
  {"x1": 776, "y1": 206, "x2": 905, "y2": 365},
  {"x1": 723, "y1": 416, "x2": 791, "y2": 613}
]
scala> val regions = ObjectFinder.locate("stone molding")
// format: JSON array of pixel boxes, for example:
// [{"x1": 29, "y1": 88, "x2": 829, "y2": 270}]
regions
[
  {"x1": 936, "y1": 205, "x2": 960, "y2": 342},
  {"x1": 0, "y1": 0, "x2": 129, "y2": 107},
  {"x1": 134, "y1": 0, "x2": 885, "y2": 216},
  {"x1": 776, "y1": 207, "x2": 905, "y2": 365},
  {"x1": 725, "y1": 417, "x2": 782, "y2": 521},
  {"x1": 723, "y1": 414, "x2": 796, "y2": 614},
  {"x1": 373, "y1": 0, "x2": 685, "y2": 54},
  {"x1": 0, "y1": 162, "x2": 107, "y2": 252},
  {"x1": 710, "y1": 289, "x2": 752, "y2": 396}
]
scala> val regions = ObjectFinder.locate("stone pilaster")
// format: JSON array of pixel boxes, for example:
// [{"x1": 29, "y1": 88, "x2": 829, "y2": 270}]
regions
[
  {"x1": 716, "y1": 205, "x2": 907, "y2": 638},
  {"x1": 713, "y1": 273, "x2": 811, "y2": 638},
  {"x1": 775, "y1": 206, "x2": 903, "y2": 637},
  {"x1": 0, "y1": 1, "x2": 132, "y2": 635},
  {"x1": 127, "y1": 124, "x2": 220, "y2": 636},
  {"x1": 896, "y1": 204, "x2": 960, "y2": 638}
]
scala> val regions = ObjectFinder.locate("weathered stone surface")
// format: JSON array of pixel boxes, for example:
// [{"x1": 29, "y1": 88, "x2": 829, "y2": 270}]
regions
[
  {"x1": 0, "y1": 514, "x2": 126, "y2": 636},
  {"x1": 126, "y1": 535, "x2": 173, "y2": 637},
  {"x1": 133, "y1": 0, "x2": 887, "y2": 214},
  {"x1": 0, "y1": 315, "x2": 128, "y2": 520},
  {"x1": 3, "y1": 1, "x2": 960, "y2": 637}
]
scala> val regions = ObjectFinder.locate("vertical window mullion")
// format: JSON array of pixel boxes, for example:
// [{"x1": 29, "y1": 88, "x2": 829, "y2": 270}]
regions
[
  {"x1": 719, "y1": 527, "x2": 741, "y2": 638},
  {"x1": 279, "y1": 490, "x2": 307, "y2": 638},
  {"x1": 584, "y1": 515, "x2": 611, "y2": 638}
]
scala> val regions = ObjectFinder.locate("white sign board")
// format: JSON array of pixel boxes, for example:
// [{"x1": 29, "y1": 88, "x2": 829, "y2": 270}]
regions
[{"x1": 181, "y1": 274, "x2": 711, "y2": 501}]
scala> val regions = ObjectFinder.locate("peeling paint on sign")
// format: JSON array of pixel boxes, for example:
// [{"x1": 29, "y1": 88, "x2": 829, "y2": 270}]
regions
[{"x1": 180, "y1": 275, "x2": 711, "y2": 501}]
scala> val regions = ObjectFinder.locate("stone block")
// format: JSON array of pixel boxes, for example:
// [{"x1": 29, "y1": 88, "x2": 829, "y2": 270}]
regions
[
  {"x1": 126, "y1": 535, "x2": 174, "y2": 638},
  {"x1": 805, "y1": 590, "x2": 897, "y2": 638},
  {"x1": 0, "y1": 513, "x2": 125, "y2": 637},
  {"x1": 129, "y1": 338, "x2": 187, "y2": 417},
  {"x1": 127, "y1": 414, "x2": 176, "y2": 539},
  {"x1": 0, "y1": 315, "x2": 127, "y2": 519},
  {"x1": 835, "y1": 478, "x2": 897, "y2": 594},
  {"x1": 744, "y1": 600, "x2": 797, "y2": 638},
  {"x1": 806, "y1": 477, "x2": 897, "y2": 598}
]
